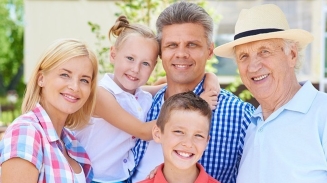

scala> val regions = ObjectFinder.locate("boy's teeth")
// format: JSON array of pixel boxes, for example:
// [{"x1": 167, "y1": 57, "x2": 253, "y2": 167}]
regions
[{"x1": 177, "y1": 151, "x2": 192, "y2": 157}]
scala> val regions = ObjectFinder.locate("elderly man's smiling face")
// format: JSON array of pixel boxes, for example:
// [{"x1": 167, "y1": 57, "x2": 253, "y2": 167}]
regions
[{"x1": 234, "y1": 38, "x2": 298, "y2": 101}]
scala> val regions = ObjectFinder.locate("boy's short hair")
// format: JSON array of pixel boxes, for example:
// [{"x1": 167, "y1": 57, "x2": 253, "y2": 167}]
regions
[{"x1": 156, "y1": 91, "x2": 212, "y2": 133}]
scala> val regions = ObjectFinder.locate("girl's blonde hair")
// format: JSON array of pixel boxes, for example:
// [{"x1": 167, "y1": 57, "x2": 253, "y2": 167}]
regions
[
  {"x1": 22, "y1": 38, "x2": 98, "y2": 129},
  {"x1": 109, "y1": 15, "x2": 158, "y2": 51}
]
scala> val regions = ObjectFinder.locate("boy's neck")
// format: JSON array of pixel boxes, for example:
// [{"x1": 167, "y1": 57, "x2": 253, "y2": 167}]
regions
[{"x1": 162, "y1": 163, "x2": 200, "y2": 183}]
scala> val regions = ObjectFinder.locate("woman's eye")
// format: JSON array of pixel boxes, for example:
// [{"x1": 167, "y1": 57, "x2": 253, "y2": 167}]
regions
[
  {"x1": 81, "y1": 79, "x2": 90, "y2": 84},
  {"x1": 60, "y1": 73, "x2": 69, "y2": 78}
]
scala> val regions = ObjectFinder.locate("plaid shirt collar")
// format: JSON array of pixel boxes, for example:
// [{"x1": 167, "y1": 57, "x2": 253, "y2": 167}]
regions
[{"x1": 32, "y1": 103, "x2": 93, "y2": 182}]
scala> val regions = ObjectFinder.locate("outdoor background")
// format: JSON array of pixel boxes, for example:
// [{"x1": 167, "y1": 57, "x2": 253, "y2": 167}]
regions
[{"x1": 1, "y1": 0, "x2": 327, "y2": 128}]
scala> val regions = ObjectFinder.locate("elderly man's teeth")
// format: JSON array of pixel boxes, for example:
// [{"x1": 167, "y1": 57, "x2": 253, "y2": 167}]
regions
[{"x1": 253, "y1": 74, "x2": 268, "y2": 81}]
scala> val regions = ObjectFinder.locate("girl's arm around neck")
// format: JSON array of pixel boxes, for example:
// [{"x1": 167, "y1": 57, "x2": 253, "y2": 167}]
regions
[{"x1": 94, "y1": 87, "x2": 155, "y2": 141}]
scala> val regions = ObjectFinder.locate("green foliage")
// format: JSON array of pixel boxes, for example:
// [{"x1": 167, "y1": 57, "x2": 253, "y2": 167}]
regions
[
  {"x1": 0, "y1": 0, "x2": 25, "y2": 97},
  {"x1": 0, "y1": 0, "x2": 24, "y2": 125},
  {"x1": 0, "y1": 96, "x2": 22, "y2": 125},
  {"x1": 225, "y1": 76, "x2": 252, "y2": 101},
  {"x1": 88, "y1": 21, "x2": 112, "y2": 74},
  {"x1": 114, "y1": 0, "x2": 162, "y2": 26}
]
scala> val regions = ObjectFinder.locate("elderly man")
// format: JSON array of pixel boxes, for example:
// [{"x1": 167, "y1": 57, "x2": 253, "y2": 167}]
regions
[
  {"x1": 214, "y1": 4, "x2": 327, "y2": 183},
  {"x1": 131, "y1": 2, "x2": 255, "y2": 183}
]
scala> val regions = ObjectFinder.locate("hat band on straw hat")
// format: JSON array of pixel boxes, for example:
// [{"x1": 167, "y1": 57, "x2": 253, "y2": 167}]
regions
[
  {"x1": 234, "y1": 28, "x2": 283, "y2": 40},
  {"x1": 213, "y1": 4, "x2": 314, "y2": 58}
]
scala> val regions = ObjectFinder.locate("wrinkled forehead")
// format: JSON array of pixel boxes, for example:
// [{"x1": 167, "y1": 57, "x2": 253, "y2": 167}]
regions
[{"x1": 234, "y1": 38, "x2": 284, "y2": 54}]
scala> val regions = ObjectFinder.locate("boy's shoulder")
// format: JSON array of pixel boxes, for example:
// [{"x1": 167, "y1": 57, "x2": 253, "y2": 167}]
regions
[
  {"x1": 137, "y1": 178, "x2": 155, "y2": 183},
  {"x1": 195, "y1": 163, "x2": 220, "y2": 183},
  {"x1": 137, "y1": 164, "x2": 166, "y2": 183},
  {"x1": 207, "y1": 176, "x2": 221, "y2": 183}
]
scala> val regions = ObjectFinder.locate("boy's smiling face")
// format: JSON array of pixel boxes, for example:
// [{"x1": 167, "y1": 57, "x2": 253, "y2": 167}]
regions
[{"x1": 153, "y1": 109, "x2": 210, "y2": 171}]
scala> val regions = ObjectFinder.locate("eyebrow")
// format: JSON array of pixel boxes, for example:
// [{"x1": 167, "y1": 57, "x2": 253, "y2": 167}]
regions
[
  {"x1": 235, "y1": 50, "x2": 247, "y2": 57},
  {"x1": 258, "y1": 45, "x2": 270, "y2": 50},
  {"x1": 237, "y1": 44, "x2": 271, "y2": 53},
  {"x1": 173, "y1": 125, "x2": 208, "y2": 133},
  {"x1": 186, "y1": 40, "x2": 203, "y2": 45},
  {"x1": 163, "y1": 40, "x2": 202, "y2": 45},
  {"x1": 62, "y1": 68, "x2": 92, "y2": 79}
]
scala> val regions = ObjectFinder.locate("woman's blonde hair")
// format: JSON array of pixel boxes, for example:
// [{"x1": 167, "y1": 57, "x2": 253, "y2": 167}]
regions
[{"x1": 22, "y1": 38, "x2": 98, "y2": 129}]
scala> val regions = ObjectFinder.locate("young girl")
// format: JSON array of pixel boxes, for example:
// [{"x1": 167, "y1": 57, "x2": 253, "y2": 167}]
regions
[
  {"x1": 0, "y1": 38, "x2": 98, "y2": 183},
  {"x1": 74, "y1": 16, "x2": 219, "y2": 183}
]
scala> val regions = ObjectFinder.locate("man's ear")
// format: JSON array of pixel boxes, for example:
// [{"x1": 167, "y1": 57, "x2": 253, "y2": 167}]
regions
[
  {"x1": 207, "y1": 42, "x2": 214, "y2": 60},
  {"x1": 152, "y1": 125, "x2": 162, "y2": 143},
  {"x1": 110, "y1": 46, "x2": 116, "y2": 64},
  {"x1": 288, "y1": 47, "x2": 298, "y2": 68}
]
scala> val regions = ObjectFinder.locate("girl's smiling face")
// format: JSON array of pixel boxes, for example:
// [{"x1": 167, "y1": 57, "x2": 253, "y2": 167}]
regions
[{"x1": 110, "y1": 34, "x2": 158, "y2": 94}]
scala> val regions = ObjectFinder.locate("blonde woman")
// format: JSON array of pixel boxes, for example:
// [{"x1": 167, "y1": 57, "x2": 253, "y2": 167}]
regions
[{"x1": 0, "y1": 38, "x2": 98, "y2": 183}]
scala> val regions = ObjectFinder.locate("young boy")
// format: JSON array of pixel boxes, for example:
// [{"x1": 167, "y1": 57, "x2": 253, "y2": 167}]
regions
[{"x1": 138, "y1": 91, "x2": 220, "y2": 183}]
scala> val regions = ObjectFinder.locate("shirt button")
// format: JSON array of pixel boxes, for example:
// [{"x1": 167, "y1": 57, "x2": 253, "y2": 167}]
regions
[
  {"x1": 138, "y1": 108, "x2": 142, "y2": 111},
  {"x1": 259, "y1": 128, "x2": 263, "y2": 132},
  {"x1": 123, "y1": 159, "x2": 127, "y2": 163},
  {"x1": 132, "y1": 136, "x2": 135, "y2": 139}
]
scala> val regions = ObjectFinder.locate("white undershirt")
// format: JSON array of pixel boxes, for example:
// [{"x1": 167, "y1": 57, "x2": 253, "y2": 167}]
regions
[{"x1": 75, "y1": 164, "x2": 86, "y2": 183}]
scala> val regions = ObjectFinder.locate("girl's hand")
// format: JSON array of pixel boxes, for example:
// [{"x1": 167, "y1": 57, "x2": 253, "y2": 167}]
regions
[
  {"x1": 200, "y1": 90, "x2": 218, "y2": 110},
  {"x1": 203, "y1": 72, "x2": 221, "y2": 94},
  {"x1": 146, "y1": 165, "x2": 159, "y2": 179}
]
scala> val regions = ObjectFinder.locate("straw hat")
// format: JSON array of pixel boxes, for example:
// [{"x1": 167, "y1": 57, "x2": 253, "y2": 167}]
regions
[{"x1": 213, "y1": 4, "x2": 313, "y2": 58}]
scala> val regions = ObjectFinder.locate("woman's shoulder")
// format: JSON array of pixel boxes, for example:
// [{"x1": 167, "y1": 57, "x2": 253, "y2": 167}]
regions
[{"x1": 7, "y1": 111, "x2": 42, "y2": 133}]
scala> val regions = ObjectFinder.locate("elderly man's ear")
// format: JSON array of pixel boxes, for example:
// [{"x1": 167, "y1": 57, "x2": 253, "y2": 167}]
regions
[
  {"x1": 288, "y1": 46, "x2": 298, "y2": 68},
  {"x1": 152, "y1": 125, "x2": 162, "y2": 143}
]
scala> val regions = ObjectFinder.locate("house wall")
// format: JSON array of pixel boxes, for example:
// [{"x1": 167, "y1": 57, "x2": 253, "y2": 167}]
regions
[
  {"x1": 24, "y1": 0, "x2": 117, "y2": 83},
  {"x1": 24, "y1": 0, "x2": 324, "y2": 86}
]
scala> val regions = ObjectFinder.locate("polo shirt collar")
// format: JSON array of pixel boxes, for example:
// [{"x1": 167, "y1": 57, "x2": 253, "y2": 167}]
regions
[
  {"x1": 153, "y1": 163, "x2": 210, "y2": 183},
  {"x1": 102, "y1": 73, "x2": 144, "y2": 96},
  {"x1": 284, "y1": 81, "x2": 316, "y2": 113},
  {"x1": 251, "y1": 81, "x2": 317, "y2": 124},
  {"x1": 102, "y1": 73, "x2": 124, "y2": 95}
]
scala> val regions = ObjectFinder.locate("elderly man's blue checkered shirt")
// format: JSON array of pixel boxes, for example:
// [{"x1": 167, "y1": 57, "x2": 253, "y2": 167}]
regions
[{"x1": 132, "y1": 79, "x2": 255, "y2": 183}]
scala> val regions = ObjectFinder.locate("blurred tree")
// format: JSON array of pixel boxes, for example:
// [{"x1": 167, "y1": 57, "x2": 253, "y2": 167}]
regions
[{"x1": 0, "y1": 0, "x2": 24, "y2": 97}]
